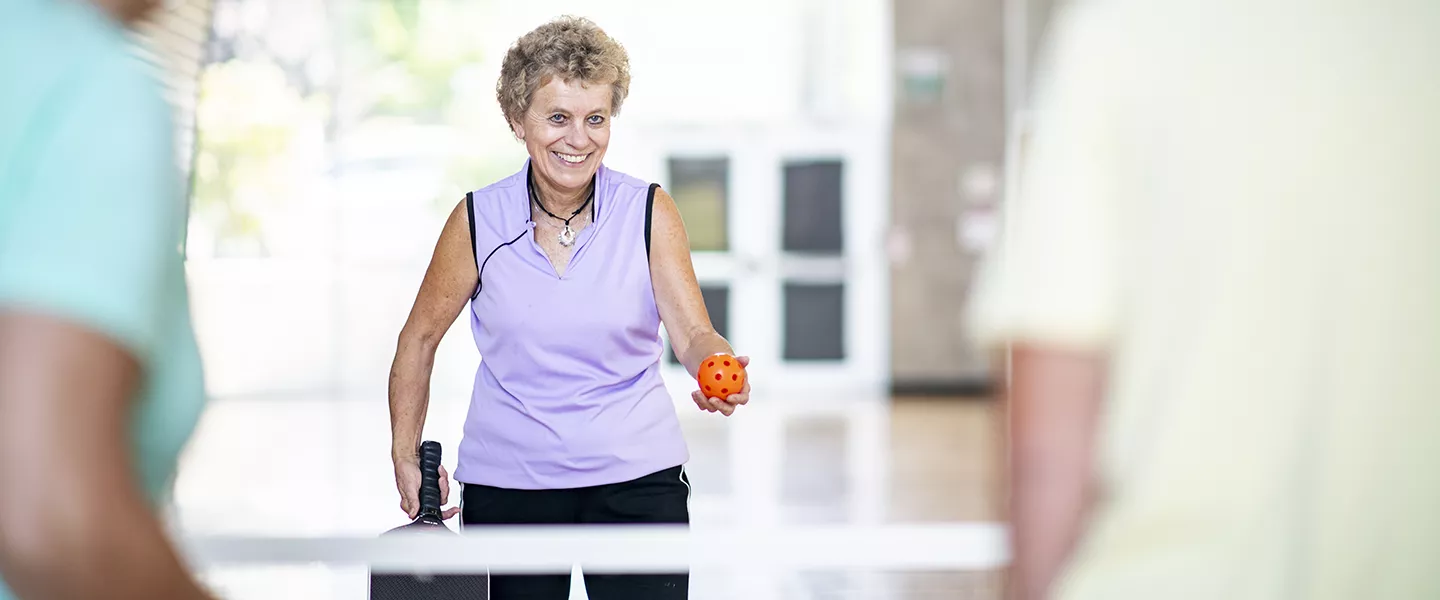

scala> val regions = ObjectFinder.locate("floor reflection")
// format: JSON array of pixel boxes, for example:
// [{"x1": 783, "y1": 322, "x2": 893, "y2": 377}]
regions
[{"x1": 176, "y1": 396, "x2": 1002, "y2": 599}]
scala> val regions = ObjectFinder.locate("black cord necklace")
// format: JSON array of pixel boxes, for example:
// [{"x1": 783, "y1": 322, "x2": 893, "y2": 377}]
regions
[{"x1": 529, "y1": 171, "x2": 595, "y2": 247}]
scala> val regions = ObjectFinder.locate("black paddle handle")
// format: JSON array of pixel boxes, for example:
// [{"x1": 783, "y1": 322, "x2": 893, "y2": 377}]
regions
[{"x1": 418, "y1": 440, "x2": 443, "y2": 519}]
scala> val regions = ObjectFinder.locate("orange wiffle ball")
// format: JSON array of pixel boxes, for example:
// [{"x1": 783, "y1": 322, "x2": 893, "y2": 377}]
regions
[{"x1": 697, "y1": 353, "x2": 746, "y2": 399}]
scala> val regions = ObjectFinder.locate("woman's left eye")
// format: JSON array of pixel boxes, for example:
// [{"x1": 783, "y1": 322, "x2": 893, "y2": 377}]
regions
[{"x1": 587, "y1": 115, "x2": 605, "y2": 125}]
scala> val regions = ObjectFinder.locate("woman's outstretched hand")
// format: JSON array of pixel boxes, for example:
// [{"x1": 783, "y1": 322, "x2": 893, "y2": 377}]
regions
[{"x1": 692, "y1": 355, "x2": 750, "y2": 416}]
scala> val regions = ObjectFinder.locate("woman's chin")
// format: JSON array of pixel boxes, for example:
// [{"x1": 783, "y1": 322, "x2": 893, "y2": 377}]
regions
[{"x1": 537, "y1": 154, "x2": 599, "y2": 188}]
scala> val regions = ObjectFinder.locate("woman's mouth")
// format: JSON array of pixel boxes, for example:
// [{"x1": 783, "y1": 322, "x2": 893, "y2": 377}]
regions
[{"x1": 553, "y1": 151, "x2": 589, "y2": 165}]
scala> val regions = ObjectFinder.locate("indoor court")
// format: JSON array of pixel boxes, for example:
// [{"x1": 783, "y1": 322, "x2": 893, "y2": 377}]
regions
[
  {"x1": 139, "y1": 1, "x2": 1026, "y2": 597},
  {"x1": 8, "y1": 0, "x2": 1434, "y2": 599}
]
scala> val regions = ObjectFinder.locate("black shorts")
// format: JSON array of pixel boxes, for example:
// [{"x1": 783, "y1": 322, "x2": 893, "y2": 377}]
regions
[{"x1": 460, "y1": 465, "x2": 691, "y2": 600}]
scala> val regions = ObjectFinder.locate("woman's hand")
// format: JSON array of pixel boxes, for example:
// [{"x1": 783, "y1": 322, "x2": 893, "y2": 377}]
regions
[
  {"x1": 691, "y1": 355, "x2": 751, "y2": 416},
  {"x1": 393, "y1": 456, "x2": 461, "y2": 520}
]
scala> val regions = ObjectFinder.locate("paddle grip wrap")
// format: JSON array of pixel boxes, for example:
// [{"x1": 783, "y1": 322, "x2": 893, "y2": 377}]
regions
[{"x1": 418, "y1": 440, "x2": 443, "y2": 516}]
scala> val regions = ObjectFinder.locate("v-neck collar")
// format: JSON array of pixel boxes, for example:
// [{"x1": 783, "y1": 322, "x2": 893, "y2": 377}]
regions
[{"x1": 522, "y1": 160, "x2": 605, "y2": 278}]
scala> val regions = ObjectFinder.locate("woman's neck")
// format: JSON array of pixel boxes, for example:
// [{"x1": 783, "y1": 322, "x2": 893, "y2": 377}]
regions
[{"x1": 532, "y1": 175, "x2": 593, "y2": 215}]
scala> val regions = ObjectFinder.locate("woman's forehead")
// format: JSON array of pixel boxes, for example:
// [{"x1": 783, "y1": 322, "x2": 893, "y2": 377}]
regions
[{"x1": 532, "y1": 76, "x2": 612, "y2": 111}]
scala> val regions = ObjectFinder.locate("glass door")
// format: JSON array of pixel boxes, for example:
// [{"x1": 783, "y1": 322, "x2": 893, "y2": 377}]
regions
[{"x1": 617, "y1": 122, "x2": 889, "y2": 404}]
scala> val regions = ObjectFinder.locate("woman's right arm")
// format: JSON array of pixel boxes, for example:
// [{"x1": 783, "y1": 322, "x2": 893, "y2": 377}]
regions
[
  {"x1": 388, "y1": 199, "x2": 478, "y2": 518},
  {"x1": 0, "y1": 312, "x2": 216, "y2": 600}
]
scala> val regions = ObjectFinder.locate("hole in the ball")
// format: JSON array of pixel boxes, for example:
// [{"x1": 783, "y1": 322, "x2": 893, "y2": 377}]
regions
[
  {"x1": 732, "y1": 374, "x2": 738, "y2": 381},
  {"x1": 714, "y1": 373, "x2": 722, "y2": 381},
  {"x1": 721, "y1": 388, "x2": 729, "y2": 394},
  {"x1": 723, "y1": 360, "x2": 731, "y2": 366},
  {"x1": 707, "y1": 361, "x2": 715, "y2": 368}
]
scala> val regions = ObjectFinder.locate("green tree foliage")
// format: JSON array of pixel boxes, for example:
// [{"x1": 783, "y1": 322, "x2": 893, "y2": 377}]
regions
[
  {"x1": 192, "y1": 59, "x2": 325, "y2": 256},
  {"x1": 344, "y1": 0, "x2": 488, "y2": 124},
  {"x1": 190, "y1": 0, "x2": 509, "y2": 256}
]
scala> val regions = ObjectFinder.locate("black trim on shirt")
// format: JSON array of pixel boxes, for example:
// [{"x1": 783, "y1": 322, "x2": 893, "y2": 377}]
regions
[
  {"x1": 466, "y1": 191, "x2": 478, "y2": 266},
  {"x1": 645, "y1": 183, "x2": 660, "y2": 262}
]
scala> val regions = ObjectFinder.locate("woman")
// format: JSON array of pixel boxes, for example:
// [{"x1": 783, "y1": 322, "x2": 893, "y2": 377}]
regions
[
  {"x1": 388, "y1": 16, "x2": 751, "y2": 599},
  {"x1": 0, "y1": 0, "x2": 214, "y2": 599}
]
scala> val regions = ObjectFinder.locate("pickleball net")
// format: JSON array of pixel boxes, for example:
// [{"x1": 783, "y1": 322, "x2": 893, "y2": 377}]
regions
[{"x1": 185, "y1": 522, "x2": 1009, "y2": 599}]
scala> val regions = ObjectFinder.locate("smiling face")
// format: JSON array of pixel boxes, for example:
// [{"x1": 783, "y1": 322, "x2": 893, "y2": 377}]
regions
[{"x1": 511, "y1": 76, "x2": 614, "y2": 201}]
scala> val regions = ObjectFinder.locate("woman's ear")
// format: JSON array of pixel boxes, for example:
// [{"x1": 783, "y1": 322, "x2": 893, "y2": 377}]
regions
[{"x1": 510, "y1": 119, "x2": 525, "y2": 141}]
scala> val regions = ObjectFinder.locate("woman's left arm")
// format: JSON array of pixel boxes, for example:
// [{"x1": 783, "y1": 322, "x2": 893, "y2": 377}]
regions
[{"x1": 648, "y1": 187, "x2": 750, "y2": 416}]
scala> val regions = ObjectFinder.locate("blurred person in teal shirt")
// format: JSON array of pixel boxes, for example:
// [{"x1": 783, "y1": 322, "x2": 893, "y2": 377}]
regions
[{"x1": 0, "y1": 0, "x2": 214, "y2": 598}]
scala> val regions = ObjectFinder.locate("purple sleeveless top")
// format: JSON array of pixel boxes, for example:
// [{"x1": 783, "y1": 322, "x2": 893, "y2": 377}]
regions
[{"x1": 453, "y1": 160, "x2": 689, "y2": 490}]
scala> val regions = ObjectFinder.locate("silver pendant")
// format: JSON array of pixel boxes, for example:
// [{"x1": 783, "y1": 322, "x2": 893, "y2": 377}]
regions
[{"x1": 558, "y1": 225, "x2": 576, "y2": 247}]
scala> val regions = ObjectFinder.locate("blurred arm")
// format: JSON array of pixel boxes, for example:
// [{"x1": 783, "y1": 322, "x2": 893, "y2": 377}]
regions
[
  {"x1": 648, "y1": 187, "x2": 734, "y2": 376},
  {"x1": 0, "y1": 39, "x2": 217, "y2": 598},
  {"x1": 1005, "y1": 344, "x2": 1106, "y2": 600},
  {"x1": 390, "y1": 200, "x2": 477, "y2": 461},
  {"x1": 0, "y1": 312, "x2": 215, "y2": 600},
  {"x1": 964, "y1": 6, "x2": 1130, "y2": 598}
]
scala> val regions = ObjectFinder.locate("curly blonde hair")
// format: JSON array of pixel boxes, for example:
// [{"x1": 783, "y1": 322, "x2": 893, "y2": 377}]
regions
[{"x1": 497, "y1": 16, "x2": 631, "y2": 129}]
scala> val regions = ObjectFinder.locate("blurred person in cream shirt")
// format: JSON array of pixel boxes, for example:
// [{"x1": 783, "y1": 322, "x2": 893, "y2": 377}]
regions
[{"x1": 969, "y1": 2, "x2": 1440, "y2": 599}]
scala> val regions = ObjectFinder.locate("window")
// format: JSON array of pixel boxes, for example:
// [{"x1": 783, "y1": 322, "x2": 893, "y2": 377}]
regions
[
  {"x1": 667, "y1": 157, "x2": 730, "y2": 252},
  {"x1": 783, "y1": 283, "x2": 845, "y2": 360},
  {"x1": 782, "y1": 160, "x2": 844, "y2": 254}
]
